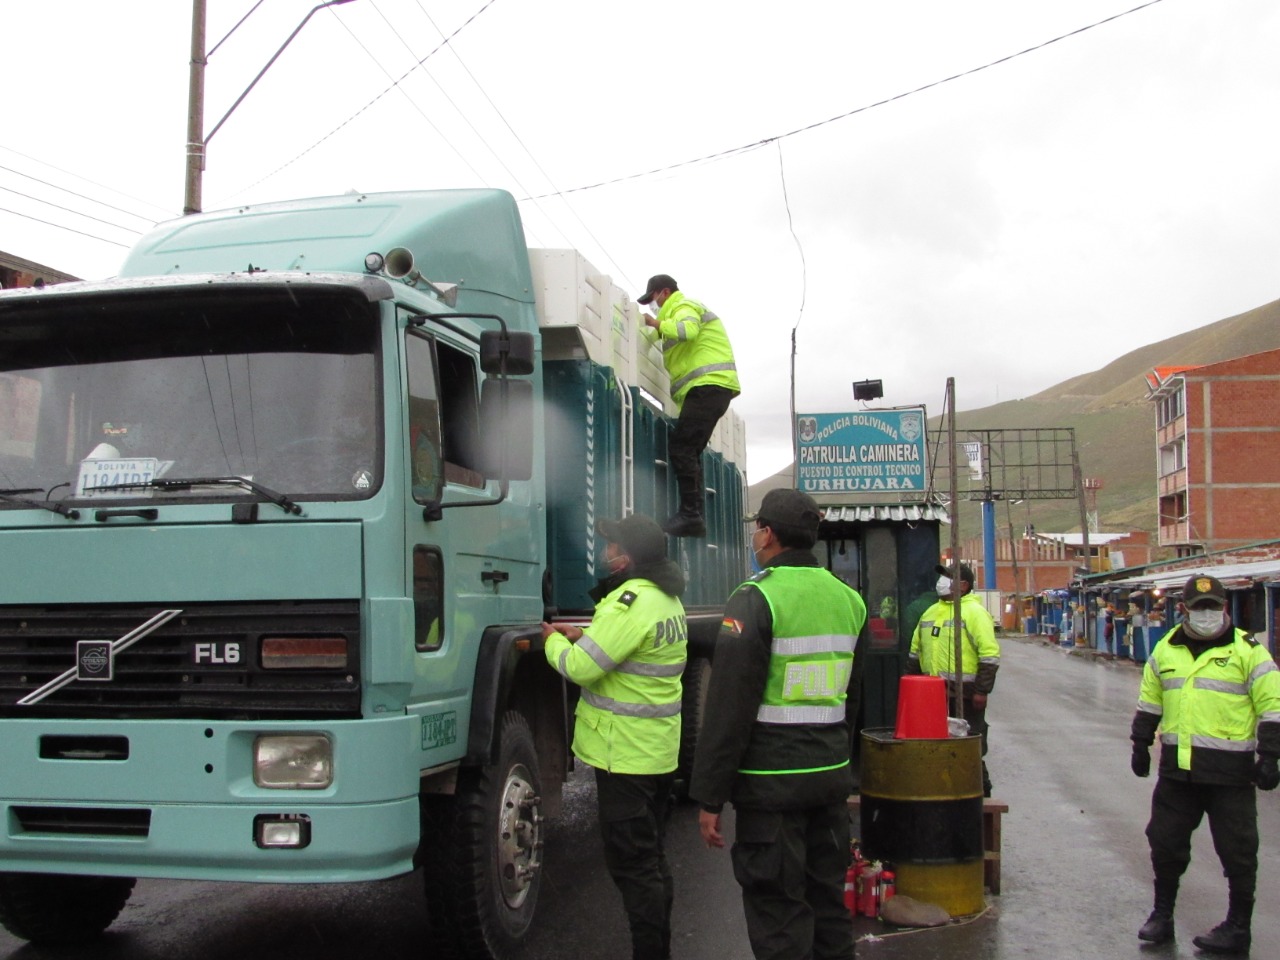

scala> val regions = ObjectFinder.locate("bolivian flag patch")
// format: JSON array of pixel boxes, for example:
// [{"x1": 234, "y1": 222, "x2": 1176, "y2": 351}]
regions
[{"x1": 721, "y1": 617, "x2": 743, "y2": 636}]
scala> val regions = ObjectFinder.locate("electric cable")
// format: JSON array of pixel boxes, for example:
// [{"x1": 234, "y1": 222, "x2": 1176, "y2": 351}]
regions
[
  {"x1": 0, "y1": 183, "x2": 146, "y2": 237},
  {"x1": 210, "y1": 0, "x2": 267, "y2": 58},
  {"x1": 326, "y1": 6, "x2": 494, "y2": 188},
  {"x1": 0, "y1": 205, "x2": 131, "y2": 248},
  {"x1": 524, "y1": 0, "x2": 1168, "y2": 200},
  {"x1": 406, "y1": 0, "x2": 635, "y2": 289},
  {"x1": 0, "y1": 142, "x2": 176, "y2": 219},
  {"x1": 222, "y1": 0, "x2": 502, "y2": 201},
  {"x1": 0, "y1": 163, "x2": 156, "y2": 226}
]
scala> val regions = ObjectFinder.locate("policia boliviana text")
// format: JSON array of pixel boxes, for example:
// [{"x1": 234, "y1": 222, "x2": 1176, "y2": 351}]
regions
[
  {"x1": 1130, "y1": 573, "x2": 1280, "y2": 954},
  {"x1": 542, "y1": 514, "x2": 687, "y2": 960},
  {"x1": 691, "y1": 488, "x2": 867, "y2": 960}
]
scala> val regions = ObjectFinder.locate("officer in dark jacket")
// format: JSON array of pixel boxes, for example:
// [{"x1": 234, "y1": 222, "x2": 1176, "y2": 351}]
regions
[
  {"x1": 1131, "y1": 574, "x2": 1280, "y2": 954},
  {"x1": 690, "y1": 488, "x2": 867, "y2": 960}
]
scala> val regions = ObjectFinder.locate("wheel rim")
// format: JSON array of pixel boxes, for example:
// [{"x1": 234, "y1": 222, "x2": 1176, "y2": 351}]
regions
[{"x1": 496, "y1": 761, "x2": 541, "y2": 909}]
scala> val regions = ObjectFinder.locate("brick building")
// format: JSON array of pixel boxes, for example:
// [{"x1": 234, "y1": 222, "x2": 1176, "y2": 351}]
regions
[
  {"x1": 960, "y1": 529, "x2": 1151, "y2": 593},
  {"x1": 0, "y1": 250, "x2": 78, "y2": 289},
  {"x1": 1147, "y1": 347, "x2": 1280, "y2": 556}
]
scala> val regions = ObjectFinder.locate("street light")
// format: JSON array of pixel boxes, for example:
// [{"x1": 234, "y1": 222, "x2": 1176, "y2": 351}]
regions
[{"x1": 185, "y1": 0, "x2": 357, "y2": 215}]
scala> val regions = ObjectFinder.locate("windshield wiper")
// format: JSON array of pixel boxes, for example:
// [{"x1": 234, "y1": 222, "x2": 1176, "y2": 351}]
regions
[
  {"x1": 95, "y1": 476, "x2": 302, "y2": 515},
  {"x1": 0, "y1": 490, "x2": 81, "y2": 520}
]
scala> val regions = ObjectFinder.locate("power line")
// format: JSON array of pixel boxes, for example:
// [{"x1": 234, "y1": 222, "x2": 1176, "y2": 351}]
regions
[
  {"x1": 406, "y1": 0, "x2": 635, "y2": 290},
  {"x1": 347, "y1": 0, "x2": 558, "y2": 248},
  {"x1": 0, "y1": 184, "x2": 144, "y2": 236},
  {"x1": 0, "y1": 162, "x2": 156, "y2": 226},
  {"x1": 0, "y1": 142, "x2": 176, "y2": 219},
  {"x1": 0, "y1": 206, "x2": 132, "y2": 248},
  {"x1": 326, "y1": 4, "x2": 493, "y2": 187},
  {"x1": 223, "y1": 0, "x2": 502, "y2": 201},
  {"x1": 524, "y1": 0, "x2": 1168, "y2": 201}
]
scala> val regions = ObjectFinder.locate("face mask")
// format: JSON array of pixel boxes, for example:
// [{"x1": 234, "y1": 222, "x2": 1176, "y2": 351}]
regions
[
  {"x1": 1187, "y1": 608, "x2": 1225, "y2": 636},
  {"x1": 599, "y1": 548, "x2": 629, "y2": 578},
  {"x1": 751, "y1": 528, "x2": 767, "y2": 566},
  {"x1": 936, "y1": 576, "x2": 952, "y2": 595}
]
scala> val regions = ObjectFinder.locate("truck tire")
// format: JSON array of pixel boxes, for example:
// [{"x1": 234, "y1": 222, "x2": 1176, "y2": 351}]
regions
[
  {"x1": 0, "y1": 873, "x2": 135, "y2": 944},
  {"x1": 672, "y1": 655, "x2": 712, "y2": 801},
  {"x1": 422, "y1": 711, "x2": 544, "y2": 960}
]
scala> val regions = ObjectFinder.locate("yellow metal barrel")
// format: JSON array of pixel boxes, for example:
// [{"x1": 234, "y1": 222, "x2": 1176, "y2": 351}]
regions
[{"x1": 858, "y1": 728, "x2": 985, "y2": 916}]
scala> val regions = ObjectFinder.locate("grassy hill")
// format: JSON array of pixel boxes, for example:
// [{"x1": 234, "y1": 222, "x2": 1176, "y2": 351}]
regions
[{"x1": 752, "y1": 295, "x2": 1280, "y2": 553}]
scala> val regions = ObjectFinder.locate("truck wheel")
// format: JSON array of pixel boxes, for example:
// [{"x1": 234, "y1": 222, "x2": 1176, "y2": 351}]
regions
[
  {"x1": 422, "y1": 711, "x2": 544, "y2": 960},
  {"x1": 673, "y1": 655, "x2": 712, "y2": 800},
  {"x1": 0, "y1": 873, "x2": 135, "y2": 944}
]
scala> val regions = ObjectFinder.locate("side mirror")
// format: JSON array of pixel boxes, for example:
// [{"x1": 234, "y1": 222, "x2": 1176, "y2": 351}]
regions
[
  {"x1": 480, "y1": 378, "x2": 534, "y2": 481},
  {"x1": 480, "y1": 330, "x2": 535, "y2": 376}
]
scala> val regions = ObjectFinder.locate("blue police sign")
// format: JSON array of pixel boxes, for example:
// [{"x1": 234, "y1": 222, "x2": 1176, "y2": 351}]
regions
[{"x1": 795, "y1": 408, "x2": 928, "y2": 494}]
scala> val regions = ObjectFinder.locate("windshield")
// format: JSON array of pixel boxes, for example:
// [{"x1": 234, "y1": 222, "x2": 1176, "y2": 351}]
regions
[{"x1": 0, "y1": 284, "x2": 382, "y2": 504}]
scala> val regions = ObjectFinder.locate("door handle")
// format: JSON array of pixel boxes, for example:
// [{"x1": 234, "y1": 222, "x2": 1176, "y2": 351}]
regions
[{"x1": 481, "y1": 570, "x2": 510, "y2": 584}]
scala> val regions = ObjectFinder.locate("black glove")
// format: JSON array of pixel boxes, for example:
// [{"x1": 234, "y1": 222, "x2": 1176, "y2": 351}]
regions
[
  {"x1": 1131, "y1": 743, "x2": 1151, "y2": 778},
  {"x1": 1255, "y1": 757, "x2": 1279, "y2": 791}
]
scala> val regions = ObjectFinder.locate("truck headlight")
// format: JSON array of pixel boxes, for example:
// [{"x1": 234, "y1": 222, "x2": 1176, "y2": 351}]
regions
[{"x1": 254, "y1": 735, "x2": 333, "y2": 789}]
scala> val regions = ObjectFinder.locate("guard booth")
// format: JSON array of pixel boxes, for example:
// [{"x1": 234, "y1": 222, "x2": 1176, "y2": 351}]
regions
[
  {"x1": 791, "y1": 405, "x2": 944, "y2": 752},
  {"x1": 812, "y1": 499, "x2": 946, "y2": 776}
]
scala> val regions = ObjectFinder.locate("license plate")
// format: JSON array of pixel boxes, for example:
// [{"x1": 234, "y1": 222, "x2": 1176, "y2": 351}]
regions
[{"x1": 76, "y1": 458, "x2": 160, "y2": 497}]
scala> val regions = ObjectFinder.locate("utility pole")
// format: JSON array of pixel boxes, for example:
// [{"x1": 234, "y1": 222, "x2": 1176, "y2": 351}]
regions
[
  {"x1": 184, "y1": 0, "x2": 207, "y2": 216},
  {"x1": 946, "y1": 377, "x2": 964, "y2": 722},
  {"x1": 183, "y1": 0, "x2": 357, "y2": 215}
]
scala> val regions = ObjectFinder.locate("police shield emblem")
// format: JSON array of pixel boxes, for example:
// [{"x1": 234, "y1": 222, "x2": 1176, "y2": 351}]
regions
[
  {"x1": 798, "y1": 417, "x2": 817, "y2": 443},
  {"x1": 900, "y1": 412, "x2": 922, "y2": 442}
]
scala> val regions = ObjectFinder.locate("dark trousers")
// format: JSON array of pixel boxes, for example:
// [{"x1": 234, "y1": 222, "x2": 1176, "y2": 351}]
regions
[
  {"x1": 669, "y1": 385, "x2": 736, "y2": 497},
  {"x1": 595, "y1": 768, "x2": 675, "y2": 960},
  {"x1": 948, "y1": 686, "x2": 992, "y2": 795},
  {"x1": 1146, "y1": 777, "x2": 1258, "y2": 896},
  {"x1": 730, "y1": 803, "x2": 853, "y2": 960}
]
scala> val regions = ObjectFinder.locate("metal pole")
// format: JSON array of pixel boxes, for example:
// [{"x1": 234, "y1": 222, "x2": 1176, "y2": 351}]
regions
[
  {"x1": 204, "y1": 0, "x2": 356, "y2": 147},
  {"x1": 184, "y1": 0, "x2": 357, "y2": 215},
  {"x1": 184, "y1": 0, "x2": 207, "y2": 215},
  {"x1": 1073, "y1": 442, "x2": 1091, "y2": 647},
  {"x1": 946, "y1": 377, "x2": 963, "y2": 721}
]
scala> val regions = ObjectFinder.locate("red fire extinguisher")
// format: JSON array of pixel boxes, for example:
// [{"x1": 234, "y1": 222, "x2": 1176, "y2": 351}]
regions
[
  {"x1": 844, "y1": 843, "x2": 862, "y2": 915},
  {"x1": 877, "y1": 867, "x2": 896, "y2": 915},
  {"x1": 858, "y1": 862, "x2": 881, "y2": 917}
]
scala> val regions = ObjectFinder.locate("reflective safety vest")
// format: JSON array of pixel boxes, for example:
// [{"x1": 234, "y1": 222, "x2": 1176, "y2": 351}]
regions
[
  {"x1": 544, "y1": 578, "x2": 687, "y2": 774},
  {"x1": 738, "y1": 566, "x2": 865, "y2": 779},
  {"x1": 643, "y1": 291, "x2": 740, "y2": 408},
  {"x1": 909, "y1": 593, "x2": 1000, "y2": 687},
  {"x1": 1138, "y1": 627, "x2": 1280, "y2": 775}
]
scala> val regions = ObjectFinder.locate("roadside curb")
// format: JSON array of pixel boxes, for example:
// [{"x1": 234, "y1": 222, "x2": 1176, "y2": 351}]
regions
[{"x1": 1006, "y1": 632, "x2": 1143, "y2": 668}]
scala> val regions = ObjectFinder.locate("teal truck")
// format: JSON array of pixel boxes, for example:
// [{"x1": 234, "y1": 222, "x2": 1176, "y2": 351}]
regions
[{"x1": 0, "y1": 190, "x2": 746, "y2": 958}]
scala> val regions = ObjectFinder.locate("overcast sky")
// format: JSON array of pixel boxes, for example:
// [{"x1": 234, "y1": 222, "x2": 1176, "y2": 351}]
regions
[{"x1": 3, "y1": 0, "x2": 1278, "y2": 482}]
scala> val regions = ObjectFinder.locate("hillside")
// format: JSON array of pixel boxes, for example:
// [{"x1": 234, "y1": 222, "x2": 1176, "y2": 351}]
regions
[{"x1": 751, "y1": 295, "x2": 1280, "y2": 550}]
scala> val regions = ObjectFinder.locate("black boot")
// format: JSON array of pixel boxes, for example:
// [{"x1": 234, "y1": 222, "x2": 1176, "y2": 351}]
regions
[
  {"x1": 1193, "y1": 891, "x2": 1253, "y2": 954},
  {"x1": 1137, "y1": 879, "x2": 1177, "y2": 944},
  {"x1": 663, "y1": 477, "x2": 706, "y2": 538}
]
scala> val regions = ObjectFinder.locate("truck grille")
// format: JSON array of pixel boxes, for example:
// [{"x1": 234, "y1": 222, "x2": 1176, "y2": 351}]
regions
[{"x1": 0, "y1": 601, "x2": 360, "y2": 720}]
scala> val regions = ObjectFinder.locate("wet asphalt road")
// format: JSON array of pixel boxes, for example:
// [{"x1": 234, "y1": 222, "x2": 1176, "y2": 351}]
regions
[{"x1": 1, "y1": 636, "x2": 1277, "y2": 959}]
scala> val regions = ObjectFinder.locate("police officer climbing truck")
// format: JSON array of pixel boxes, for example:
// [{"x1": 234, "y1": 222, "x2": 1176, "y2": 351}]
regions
[{"x1": 1131, "y1": 574, "x2": 1280, "y2": 955}]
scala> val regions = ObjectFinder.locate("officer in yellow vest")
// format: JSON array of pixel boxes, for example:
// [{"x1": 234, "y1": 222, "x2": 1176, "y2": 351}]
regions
[
  {"x1": 543, "y1": 513, "x2": 687, "y2": 960},
  {"x1": 691, "y1": 488, "x2": 866, "y2": 960},
  {"x1": 1131, "y1": 573, "x2": 1280, "y2": 954},
  {"x1": 906, "y1": 562, "x2": 1001, "y2": 796},
  {"x1": 637, "y1": 274, "x2": 740, "y2": 538}
]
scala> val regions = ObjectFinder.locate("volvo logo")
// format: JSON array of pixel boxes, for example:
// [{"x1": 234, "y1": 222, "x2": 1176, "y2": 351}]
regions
[
  {"x1": 77, "y1": 640, "x2": 114, "y2": 681},
  {"x1": 17, "y1": 609, "x2": 183, "y2": 707}
]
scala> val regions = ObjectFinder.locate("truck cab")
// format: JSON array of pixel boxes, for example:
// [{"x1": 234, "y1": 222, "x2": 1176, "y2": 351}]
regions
[{"x1": 0, "y1": 189, "x2": 745, "y2": 957}]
